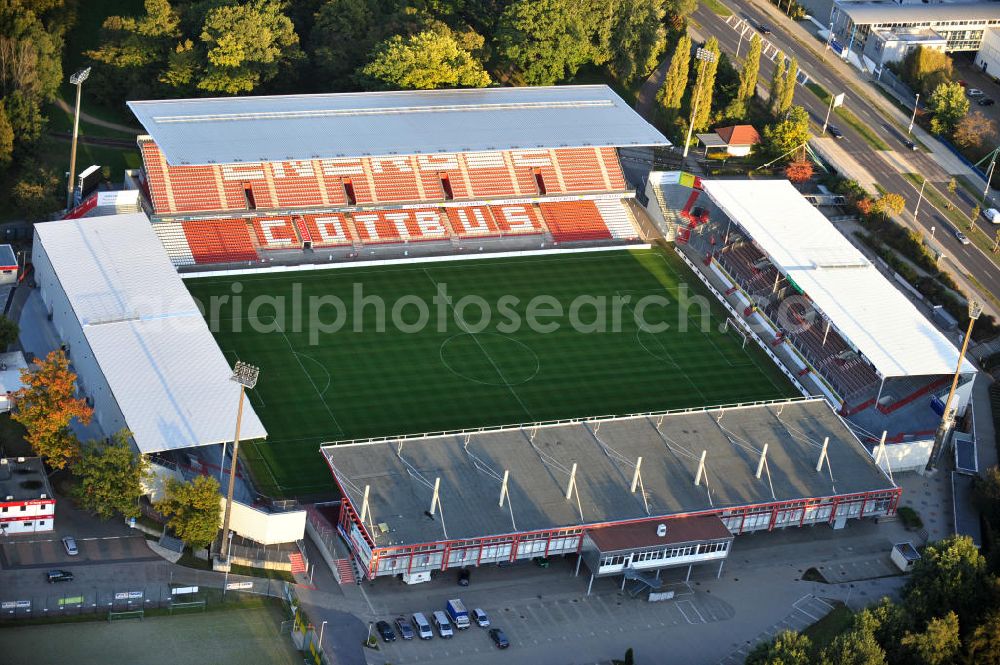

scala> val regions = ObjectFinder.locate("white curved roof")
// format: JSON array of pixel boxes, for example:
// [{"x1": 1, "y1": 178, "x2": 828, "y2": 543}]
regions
[
  {"x1": 34, "y1": 214, "x2": 266, "y2": 453},
  {"x1": 702, "y1": 179, "x2": 974, "y2": 378},
  {"x1": 127, "y1": 85, "x2": 669, "y2": 165}
]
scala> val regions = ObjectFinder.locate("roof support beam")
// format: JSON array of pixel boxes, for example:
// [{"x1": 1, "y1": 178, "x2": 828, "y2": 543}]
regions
[
  {"x1": 566, "y1": 463, "x2": 578, "y2": 500},
  {"x1": 816, "y1": 437, "x2": 829, "y2": 473},
  {"x1": 429, "y1": 477, "x2": 441, "y2": 517},
  {"x1": 755, "y1": 443, "x2": 769, "y2": 480},
  {"x1": 499, "y1": 469, "x2": 510, "y2": 508},
  {"x1": 630, "y1": 456, "x2": 643, "y2": 493},
  {"x1": 360, "y1": 484, "x2": 370, "y2": 524},
  {"x1": 695, "y1": 450, "x2": 707, "y2": 487}
]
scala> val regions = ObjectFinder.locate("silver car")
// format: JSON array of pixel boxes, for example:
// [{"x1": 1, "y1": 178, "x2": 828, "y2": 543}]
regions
[{"x1": 62, "y1": 536, "x2": 79, "y2": 556}]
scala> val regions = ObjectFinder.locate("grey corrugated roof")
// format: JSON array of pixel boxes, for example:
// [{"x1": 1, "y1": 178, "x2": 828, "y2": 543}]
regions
[
  {"x1": 835, "y1": 1, "x2": 1000, "y2": 24},
  {"x1": 34, "y1": 214, "x2": 266, "y2": 454},
  {"x1": 322, "y1": 399, "x2": 896, "y2": 548},
  {"x1": 127, "y1": 86, "x2": 670, "y2": 166}
]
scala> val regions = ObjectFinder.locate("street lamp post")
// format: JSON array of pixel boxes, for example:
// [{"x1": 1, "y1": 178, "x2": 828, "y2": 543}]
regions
[
  {"x1": 913, "y1": 178, "x2": 927, "y2": 223},
  {"x1": 736, "y1": 29, "x2": 746, "y2": 59},
  {"x1": 926, "y1": 300, "x2": 982, "y2": 471},
  {"x1": 319, "y1": 620, "x2": 328, "y2": 654},
  {"x1": 908, "y1": 93, "x2": 919, "y2": 135},
  {"x1": 65, "y1": 67, "x2": 91, "y2": 210},
  {"x1": 683, "y1": 48, "x2": 717, "y2": 160},
  {"x1": 983, "y1": 150, "x2": 998, "y2": 204},
  {"x1": 219, "y1": 361, "x2": 260, "y2": 562}
]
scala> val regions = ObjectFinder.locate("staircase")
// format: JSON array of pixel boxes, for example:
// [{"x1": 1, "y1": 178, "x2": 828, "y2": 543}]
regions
[
  {"x1": 288, "y1": 552, "x2": 307, "y2": 575},
  {"x1": 335, "y1": 558, "x2": 357, "y2": 585}
]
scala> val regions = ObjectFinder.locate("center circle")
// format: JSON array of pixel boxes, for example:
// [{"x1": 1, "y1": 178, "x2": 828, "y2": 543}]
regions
[{"x1": 439, "y1": 333, "x2": 540, "y2": 387}]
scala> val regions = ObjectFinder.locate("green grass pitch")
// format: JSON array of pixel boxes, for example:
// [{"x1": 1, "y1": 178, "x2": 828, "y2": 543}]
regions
[{"x1": 185, "y1": 248, "x2": 797, "y2": 497}]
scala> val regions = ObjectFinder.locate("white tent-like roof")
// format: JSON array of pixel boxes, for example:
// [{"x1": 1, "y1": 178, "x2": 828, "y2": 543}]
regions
[
  {"x1": 127, "y1": 85, "x2": 670, "y2": 165},
  {"x1": 34, "y1": 214, "x2": 266, "y2": 453},
  {"x1": 701, "y1": 179, "x2": 974, "y2": 378}
]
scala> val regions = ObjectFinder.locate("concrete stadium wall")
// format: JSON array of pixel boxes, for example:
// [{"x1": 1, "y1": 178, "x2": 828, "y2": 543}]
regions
[
  {"x1": 32, "y1": 237, "x2": 128, "y2": 438},
  {"x1": 179, "y1": 244, "x2": 651, "y2": 280},
  {"x1": 221, "y1": 497, "x2": 306, "y2": 545}
]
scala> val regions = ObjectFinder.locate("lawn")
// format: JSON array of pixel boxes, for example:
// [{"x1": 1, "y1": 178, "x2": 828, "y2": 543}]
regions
[{"x1": 185, "y1": 248, "x2": 797, "y2": 497}]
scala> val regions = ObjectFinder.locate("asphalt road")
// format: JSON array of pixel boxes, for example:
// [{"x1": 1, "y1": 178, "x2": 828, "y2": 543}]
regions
[{"x1": 694, "y1": 0, "x2": 1000, "y2": 307}]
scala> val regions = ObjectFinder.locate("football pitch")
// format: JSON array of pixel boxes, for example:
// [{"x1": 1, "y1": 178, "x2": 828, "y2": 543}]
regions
[{"x1": 185, "y1": 248, "x2": 797, "y2": 497}]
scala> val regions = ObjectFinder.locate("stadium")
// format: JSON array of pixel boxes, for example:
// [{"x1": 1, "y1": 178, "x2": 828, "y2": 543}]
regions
[{"x1": 31, "y1": 84, "x2": 956, "y2": 585}]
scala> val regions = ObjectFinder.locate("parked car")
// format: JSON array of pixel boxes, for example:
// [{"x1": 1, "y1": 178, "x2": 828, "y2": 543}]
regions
[
  {"x1": 432, "y1": 611, "x2": 454, "y2": 638},
  {"x1": 756, "y1": 23, "x2": 771, "y2": 35},
  {"x1": 473, "y1": 608, "x2": 491, "y2": 628},
  {"x1": 375, "y1": 620, "x2": 396, "y2": 642},
  {"x1": 902, "y1": 139, "x2": 918, "y2": 151},
  {"x1": 984, "y1": 207, "x2": 1000, "y2": 224},
  {"x1": 395, "y1": 616, "x2": 415, "y2": 640},
  {"x1": 489, "y1": 628, "x2": 510, "y2": 649},
  {"x1": 46, "y1": 570, "x2": 74, "y2": 583},
  {"x1": 980, "y1": 98, "x2": 996, "y2": 107},
  {"x1": 457, "y1": 568, "x2": 470, "y2": 586},
  {"x1": 968, "y1": 88, "x2": 985, "y2": 97},
  {"x1": 411, "y1": 612, "x2": 434, "y2": 640},
  {"x1": 62, "y1": 536, "x2": 79, "y2": 556},
  {"x1": 827, "y1": 125, "x2": 844, "y2": 139},
  {"x1": 956, "y1": 231, "x2": 971, "y2": 245}
]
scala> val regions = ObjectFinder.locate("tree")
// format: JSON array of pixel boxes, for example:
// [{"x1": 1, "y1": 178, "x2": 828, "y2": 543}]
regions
[
  {"x1": 967, "y1": 612, "x2": 1000, "y2": 665},
  {"x1": 927, "y1": 81, "x2": 969, "y2": 136},
  {"x1": 0, "y1": 103, "x2": 11, "y2": 168},
  {"x1": 155, "y1": 475, "x2": 221, "y2": 549},
  {"x1": 310, "y1": 0, "x2": 377, "y2": 88},
  {"x1": 362, "y1": 29, "x2": 490, "y2": 90},
  {"x1": 745, "y1": 630, "x2": 812, "y2": 665},
  {"x1": 899, "y1": 46, "x2": 953, "y2": 97},
  {"x1": 873, "y1": 192, "x2": 905, "y2": 218},
  {"x1": 608, "y1": 0, "x2": 666, "y2": 84},
  {"x1": 947, "y1": 177, "x2": 957, "y2": 196},
  {"x1": 11, "y1": 165, "x2": 59, "y2": 220},
  {"x1": 71, "y1": 430, "x2": 149, "y2": 520},
  {"x1": 657, "y1": 34, "x2": 691, "y2": 122},
  {"x1": 4, "y1": 90, "x2": 44, "y2": 146},
  {"x1": 953, "y1": 110, "x2": 997, "y2": 149},
  {"x1": 0, "y1": 315, "x2": 18, "y2": 349},
  {"x1": 768, "y1": 58, "x2": 787, "y2": 117},
  {"x1": 0, "y1": 1, "x2": 62, "y2": 102},
  {"x1": 785, "y1": 159, "x2": 813, "y2": 183},
  {"x1": 779, "y1": 57, "x2": 798, "y2": 116},
  {"x1": 664, "y1": 0, "x2": 698, "y2": 27},
  {"x1": 197, "y1": 0, "x2": 302, "y2": 94},
  {"x1": 905, "y1": 535, "x2": 990, "y2": 627},
  {"x1": 691, "y1": 37, "x2": 721, "y2": 133},
  {"x1": 11, "y1": 350, "x2": 92, "y2": 469},
  {"x1": 899, "y1": 612, "x2": 960, "y2": 665},
  {"x1": 819, "y1": 627, "x2": 887, "y2": 665},
  {"x1": 496, "y1": 0, "x2": 594, "y2": 85},
  {"x1": 762, "y1": 105, "x2": 810, "y2": 158},
  {"x1": 728, "y1": 33, "x2": 762, "y2": 120}
]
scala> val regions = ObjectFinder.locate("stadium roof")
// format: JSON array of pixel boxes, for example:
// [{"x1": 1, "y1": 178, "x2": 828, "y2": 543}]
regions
[
  {"x1": 127, "y1": 85, "x2": 670, "y2": 166},
  {"x1": 834, "y1": 1, "x2": 1000, "y2": 24},
  {"x1": 34, "y1": 214, "x2": 266, "y2": 454},
  {"x1": 701, "y1": 179, "x2": 974, "y2": 379},
  {"x1": 321, "y1": 398, "x2": 896, "y2": 548}
]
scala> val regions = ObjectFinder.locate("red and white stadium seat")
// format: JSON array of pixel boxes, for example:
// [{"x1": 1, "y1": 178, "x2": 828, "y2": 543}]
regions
[
  {"x1": 447, "y1": 205, "x2": 500, "y2": 238},
  {"x1": 538, "y1": 201, "x2": 612, "y2": 242},
  {"x1": 304, "y1": 213, "x2": 354, "y2": 247},
  {"x1": 252, "y1": 216, "x2": 301, "y2": 250},
  {"x1": 182, "y1": 218, "x2": 259, "y2": 264},
  {"x1": 593, "y1": 199, "x2": 638, "y2": 240},
  {"x1": 489, "y1": 203, "x2": 545, "y2": 236},
  {"x1": 352, "y1": 209, "x2": 450, "y2": 244},
  {"x1": 152, "y1": 222, "x2": 196, "y2": 267}
]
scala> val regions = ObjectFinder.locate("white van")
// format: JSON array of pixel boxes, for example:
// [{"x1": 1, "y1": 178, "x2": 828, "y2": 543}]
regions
[
  {"x1": 432, "y1": 610, "x2": 454, "y2": 638},
  {"x1": 411, "y1": 612, "x2": 434, "y2": 640},
  {"x1": 984, "y1": 208, "x2": 1000, "y2": 224}
]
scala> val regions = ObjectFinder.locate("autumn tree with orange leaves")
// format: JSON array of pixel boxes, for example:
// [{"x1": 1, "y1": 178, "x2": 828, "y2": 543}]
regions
[
  {"x1": 784, "y1": 159, "x2": 814, "y2": 184},
  {"x1": 12, "y1": 350, "x2": 92, "y2": 469}
]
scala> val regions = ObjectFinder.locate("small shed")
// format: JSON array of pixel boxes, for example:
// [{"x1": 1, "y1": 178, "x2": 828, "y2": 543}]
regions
[
  {"x1": 698, "y1": 125, "x2": 761, "y2": 157},
  {"x1": 891, "y1": 542, "x2": 920, "y2": 573}
]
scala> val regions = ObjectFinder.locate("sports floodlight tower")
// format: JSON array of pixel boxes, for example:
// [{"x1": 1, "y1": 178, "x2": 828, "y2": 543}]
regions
[{"x1": 219, "y1": 361, "x2": 260, "y2": 561}]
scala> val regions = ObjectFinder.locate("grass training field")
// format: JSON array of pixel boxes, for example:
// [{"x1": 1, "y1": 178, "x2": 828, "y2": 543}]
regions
[{"x1": 186, "y1": 248, "x2": 796, "y2": 496}]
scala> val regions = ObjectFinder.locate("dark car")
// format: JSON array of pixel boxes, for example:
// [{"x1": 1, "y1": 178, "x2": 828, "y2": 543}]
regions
[
  {"x1": 980, "y1": 98, "x2": 996, "y2": 107},
  {"x1": 376, "y1": 620, "x2": 396, "y2": 643},
  {"x1": 903, "y1": 139, "x2": 918, "y2": 151},
  {"x1": 827, "y1": 125, "x2": 844, "y2": 139},
  {"x1": 46, "y1": 569, "x2": 74, "y2": 583},
  {"x1": 756, "y1": 23, "x2": 772, "y2": 35},
  {"x1": 489, "y1": 628, "x2": 510, "y2": 649},
  {"x1": 395, "y1": 616, "x2": 415, "y2": 640},
  {"x1": 457, "y1": 568, "x2": 470, "y2": 586}
]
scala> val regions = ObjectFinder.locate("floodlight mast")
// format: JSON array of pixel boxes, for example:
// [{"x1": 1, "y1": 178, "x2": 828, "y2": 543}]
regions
[
  {"x1": 66, "y1": 67, "x2": 91, "y2": 210},
  {"x1": 926, "y1": 301, "x2": 981, "y2": 471},
  {"x1": 683, "y1": 48, "x2": 717, "y2": 159},
  {"x1": 219, "y1": 361, "x2": 260, "y2": 562}
]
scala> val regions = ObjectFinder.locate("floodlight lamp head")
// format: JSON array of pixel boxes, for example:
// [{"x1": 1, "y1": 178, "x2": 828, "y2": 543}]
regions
[
  {"x1": 231, "y1": 361, "x2": 260, "y2": 389},
  {"x1": 696, "y1": 48, "x2": 716, "y2": 62},
  {"x1": 968, "y1": 300, "x2": 983, "y2": 320},
  {"x1": 70, "y1": 67, "x2": 91, "y2": 85}
]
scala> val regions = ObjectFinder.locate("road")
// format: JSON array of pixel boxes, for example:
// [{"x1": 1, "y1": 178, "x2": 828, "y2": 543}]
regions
[{"x1": 694, "y1": 0, "x2": 1000, "y2": 312}]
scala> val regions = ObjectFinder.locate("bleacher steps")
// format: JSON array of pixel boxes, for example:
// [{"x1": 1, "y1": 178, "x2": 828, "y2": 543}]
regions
[
  {"x1": 595, "y1": 198, "x2": 639, "y2": 240},
  {"x1": 151, "y1": 222, "x2": 196, "y2": 267}
]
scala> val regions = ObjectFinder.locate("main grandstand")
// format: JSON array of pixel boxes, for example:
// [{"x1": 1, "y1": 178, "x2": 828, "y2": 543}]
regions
[
  {"x1": 127, "y1": 86, "x2": 665, "y2": 267},
  {"x1": 33, "y1": 86, "x2": 907, "y2": 585},
  {"x1": 644, "y1": 173, "x2": 976, "y2": 471}
]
